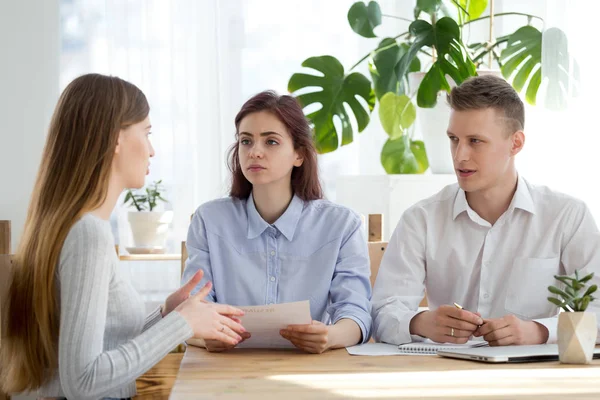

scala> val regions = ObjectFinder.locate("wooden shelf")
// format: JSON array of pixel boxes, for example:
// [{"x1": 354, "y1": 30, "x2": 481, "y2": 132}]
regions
[{"x1": 119, "y1": 254, "x2": 182, "y2": 261}]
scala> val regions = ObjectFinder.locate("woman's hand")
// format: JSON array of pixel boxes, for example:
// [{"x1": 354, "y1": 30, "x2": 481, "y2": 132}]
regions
[{"x1": 176, "y1": 276, "x2": 247, "y2": 345}]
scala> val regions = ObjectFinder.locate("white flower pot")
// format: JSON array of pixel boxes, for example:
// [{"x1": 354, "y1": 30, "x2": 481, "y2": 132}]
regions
[
  {"x1": 127, "y1": 211, "x2": 174, "y2": 249},
  {"x1": 558, "y1": 312, "x2": 597, "y2": 364}
]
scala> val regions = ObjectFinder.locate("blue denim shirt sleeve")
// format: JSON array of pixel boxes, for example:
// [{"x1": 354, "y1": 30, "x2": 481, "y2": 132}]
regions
[
  {"x1": 327, "y1": 215, "x2": 373, "y2": 343},
  {"x1": 181, "y1": 208, "x2": 216, "y2": 302}
]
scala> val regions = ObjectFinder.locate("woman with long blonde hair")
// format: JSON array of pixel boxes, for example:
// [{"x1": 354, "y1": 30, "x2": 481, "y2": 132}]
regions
[{"x1": 0, "y1": 73, "x2": 246, "y2": 399}]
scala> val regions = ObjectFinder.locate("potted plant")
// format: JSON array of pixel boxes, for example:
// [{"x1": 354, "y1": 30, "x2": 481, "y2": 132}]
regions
[
  {"x1": 288, "y1": 0, "x2": 575, "y2": 174},
  {"x1": 548, "y1": 271, "x2": 598, "y2": 364},
  {"x1": 123, "y1": 180, "x2": 173, "y2": 254}
]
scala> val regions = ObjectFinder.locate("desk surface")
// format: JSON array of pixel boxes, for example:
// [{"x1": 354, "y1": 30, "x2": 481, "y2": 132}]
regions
[{"x1": 170, "y1": 345, "x2": 600, "y2": 399}]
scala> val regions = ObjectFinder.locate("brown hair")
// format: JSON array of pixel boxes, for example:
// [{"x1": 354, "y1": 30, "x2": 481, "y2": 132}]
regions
[
  {"x1": 0, "y1": 73, "x2": 149, "y2": 392},
  {"x1": 228, "y1": 90, "x2": 323, "y2": 201},
  {"x1": 447, "y1": 75, "x2": 525, "y2": 134}
]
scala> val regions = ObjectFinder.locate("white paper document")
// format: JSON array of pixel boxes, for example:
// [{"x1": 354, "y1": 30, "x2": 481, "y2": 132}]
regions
[{"x1": 236, "y1": 300, "x2": 312, "y2": 349}]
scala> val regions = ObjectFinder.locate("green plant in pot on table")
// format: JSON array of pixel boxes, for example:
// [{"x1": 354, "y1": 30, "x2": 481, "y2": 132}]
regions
[
  {"x1": 548, "y1": 271, "x2": 598, "y2": 364},
  {"x1": 124, "y1": 180, "x2": 173, "y2": 254}
]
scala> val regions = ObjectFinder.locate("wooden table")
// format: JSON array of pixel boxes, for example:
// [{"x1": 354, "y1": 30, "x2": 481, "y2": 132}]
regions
[{"x1": 170, "y1": 346, "x2": 600, "y2": 399}]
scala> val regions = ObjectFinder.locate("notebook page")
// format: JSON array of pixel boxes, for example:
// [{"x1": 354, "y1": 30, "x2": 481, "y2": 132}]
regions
[{"x1": 397, "y1": 340, "x2": 488, "y2": 354}]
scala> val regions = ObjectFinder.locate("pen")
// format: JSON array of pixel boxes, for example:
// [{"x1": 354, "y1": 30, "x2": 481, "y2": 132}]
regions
[{"x1": 454, "y1": 302, "x2": 483, "y2": 328}]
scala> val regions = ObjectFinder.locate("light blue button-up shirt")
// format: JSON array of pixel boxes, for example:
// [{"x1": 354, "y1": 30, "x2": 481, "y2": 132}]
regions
[{"x1": 182, "y1": 193, "x2": 372, "y2": 342}]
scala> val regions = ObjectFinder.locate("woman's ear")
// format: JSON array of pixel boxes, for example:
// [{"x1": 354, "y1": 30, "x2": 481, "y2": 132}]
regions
[
  {"x1": 115, "y1": 130, "x2": 123, "y2": 154},
  {"x1": 293, "y1": 151, "x2": 304, "y2": 167}
]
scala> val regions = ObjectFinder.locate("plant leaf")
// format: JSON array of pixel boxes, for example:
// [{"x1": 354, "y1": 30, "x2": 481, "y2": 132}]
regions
[
  {"x1": 348, "y1": 1, "x2": 382, "y2": 38},
  {"x1": 554, "y1": 276, "x2": 576, "y2": 285},
  {"x1": 580, "y1": 272, "x2": 594, "y2": 284},
  {"x1": 581, "y1": 296, "x2": 591, "y2": 312},
  {"x1": 456, "y1": 0, "x2": 488, "y2": 21},
  {"x1": 542, "y1": 27, "x2": 579, "y2": 110},
  {"x1": 396, "y1": 18, "x2": 476, "y2": 108},
  {"x1": 500, "y1": 26, "x2": 542, "y2": 105},
  {"x1": 410, "y1": 140, "x2": 429, "y2": 172},
  {"x1": 548, "y1": 285, "x2": 571, "y2": 301},
  {"x1": 289, "y1": 56, "x2": 375, "y2": 153},
  {"x1": 381, "y1": 135, "x2": 427, "y2": 174},
  {"x1": 584, "y1": 285, "x2": 598, "y2": 297},
  {"x1": 415, "y1": 0, "x2": 444, "y2": 17},
  {"x1": 369, "y1": 39, "x2": 418, "y2": 99},
  {"x1": 378, "y1": 92, "x2": 416, "y2": 139},
  {"x1": 547, "y1": 296, "x2": 570, "y2": 312}
]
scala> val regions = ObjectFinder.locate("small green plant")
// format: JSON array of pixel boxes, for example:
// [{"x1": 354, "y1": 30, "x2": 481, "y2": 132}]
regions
[
  {"x1": 548, "y1": 271, "x2": 597, "y2": 312},
  {"x1": 124, "y1": 180, "x2": 168, "y2": 212}
]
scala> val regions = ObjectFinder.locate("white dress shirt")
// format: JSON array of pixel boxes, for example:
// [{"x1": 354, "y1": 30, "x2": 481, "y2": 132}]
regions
[{"x1": 372, "y1": 175, "x2": 600, "y2": 345}]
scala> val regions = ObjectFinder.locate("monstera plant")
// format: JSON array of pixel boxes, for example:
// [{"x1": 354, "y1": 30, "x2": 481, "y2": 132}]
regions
[{"x1": 288, "y1": 0, "x2": 575, "y2": 173}]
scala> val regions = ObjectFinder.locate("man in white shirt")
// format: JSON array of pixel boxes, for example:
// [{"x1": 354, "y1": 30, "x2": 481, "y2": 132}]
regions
[{"x1": 372, "y1": 75, "x2": 600, "y2": 346}]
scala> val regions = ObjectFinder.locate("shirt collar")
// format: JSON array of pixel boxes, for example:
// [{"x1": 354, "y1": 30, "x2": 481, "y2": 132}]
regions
[
  {"x1": 452, "y1": 175, "x2": 536, "y2": 221},
  {"x1": 246, "y1": 192, "x2": 304, "y2": 241},
  {"x1": 510, "y1": 175, "x2": 536, "y2": 215}
]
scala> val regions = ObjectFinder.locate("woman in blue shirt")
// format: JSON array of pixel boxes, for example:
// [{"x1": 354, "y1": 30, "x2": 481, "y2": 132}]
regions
[{"x1": 182, "y1": 90, "x2": 371, "y2": 353}]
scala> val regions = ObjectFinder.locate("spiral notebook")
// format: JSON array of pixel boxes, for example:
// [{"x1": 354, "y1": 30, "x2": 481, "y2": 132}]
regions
[{"x1": 397, "y1": 340, "x2": 488, "y2": 355}]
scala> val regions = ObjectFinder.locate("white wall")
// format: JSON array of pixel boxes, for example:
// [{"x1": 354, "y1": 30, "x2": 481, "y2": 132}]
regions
[{"x1": 0, "y1": 0, "x2": 60, "y2": 252}]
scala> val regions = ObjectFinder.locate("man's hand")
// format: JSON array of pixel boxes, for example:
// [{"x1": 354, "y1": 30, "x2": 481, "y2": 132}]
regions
[
  {"x1": 473, "y1": 315, "x2": 549, "y2": 346},
  {"x1": 409, "y1": 305, "x2": 483, "y2": 343}
]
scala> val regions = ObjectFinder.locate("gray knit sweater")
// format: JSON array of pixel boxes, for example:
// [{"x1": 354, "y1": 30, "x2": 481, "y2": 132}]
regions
[{"x1": 38, "y1": 214, "x2": 193, "y2": 399}]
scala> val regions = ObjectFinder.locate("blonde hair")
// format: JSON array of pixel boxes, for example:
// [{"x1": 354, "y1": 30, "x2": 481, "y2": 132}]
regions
[
  {"x1": 447, "y1": 75, "x2": 525, "y2": 134},
  {"x1": 0, "y1": 73, "x2": 149, "y2": 392}
]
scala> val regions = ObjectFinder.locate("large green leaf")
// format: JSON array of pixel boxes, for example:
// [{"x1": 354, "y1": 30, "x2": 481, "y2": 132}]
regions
[
  {"x1": 500, "y1": 26, "x2": 542, "y2": 105},
  {"x1": 381, "y1": 135, "x2": 428, "y2": 174},
  {"x1": 348, "y1": 1, "x2": 382, "y2": 38},
  {"x1": 411, "y1": 140, "x2": 429, "y2": 172},
  {"x1": 415, "y1": 0, "x2": 443, "y2": 16},
  {"x1": 415, "y1": 0, "x2": 462, "y2": 20},
  {"x1": 542, "y1": 27, "x2": 580, "y2": 110},
  {"x1": 396, "y1": 18, "x2": 477, "y2": 108},
  {"x1": 378, "y1": 92, "x2": 416, "y2": 139},
  {"x1": 369, "y1": 39, "x2": 420, "y2": 99},
  {"x1": 288, "y1": 55, "x2": 375, "y2": 153},
  {"x1": 456, "y1": 0, "x2": 488, "y2": 21}
]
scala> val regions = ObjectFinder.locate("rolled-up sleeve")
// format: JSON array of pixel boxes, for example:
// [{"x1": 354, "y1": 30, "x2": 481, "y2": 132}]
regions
[{"x1": 327, "y1": 216, "x2": 373, "y2": 343}]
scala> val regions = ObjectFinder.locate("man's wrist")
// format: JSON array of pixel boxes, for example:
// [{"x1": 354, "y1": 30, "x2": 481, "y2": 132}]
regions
[
  {"x1": 409, "y1": 310, "x2": 428, "y2": 337},
  {"x1": 531, "y1": 321, "x2": 549, "y2": 344}
]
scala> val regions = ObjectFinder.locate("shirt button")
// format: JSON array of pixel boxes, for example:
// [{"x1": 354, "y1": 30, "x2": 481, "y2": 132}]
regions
[
  {"x1": 270, "y1": 276, "x2": 276, "y2": 282},
  {"x1": 270, "y1": 250, "x2": 275, "y2": 256},
  {"x1": 483, "y1": 293, "x2": 490, "y2": 299}
]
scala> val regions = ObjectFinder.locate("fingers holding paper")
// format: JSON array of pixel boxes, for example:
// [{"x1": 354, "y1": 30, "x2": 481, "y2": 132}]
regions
[{"x1": 280, "y1": 320, "x2": 330, "y2": 354}]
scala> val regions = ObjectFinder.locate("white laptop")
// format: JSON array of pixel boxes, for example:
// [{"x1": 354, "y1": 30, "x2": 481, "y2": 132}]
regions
[{"x1": 437, "y1": 344, "x2": 600, "y2": 363}]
